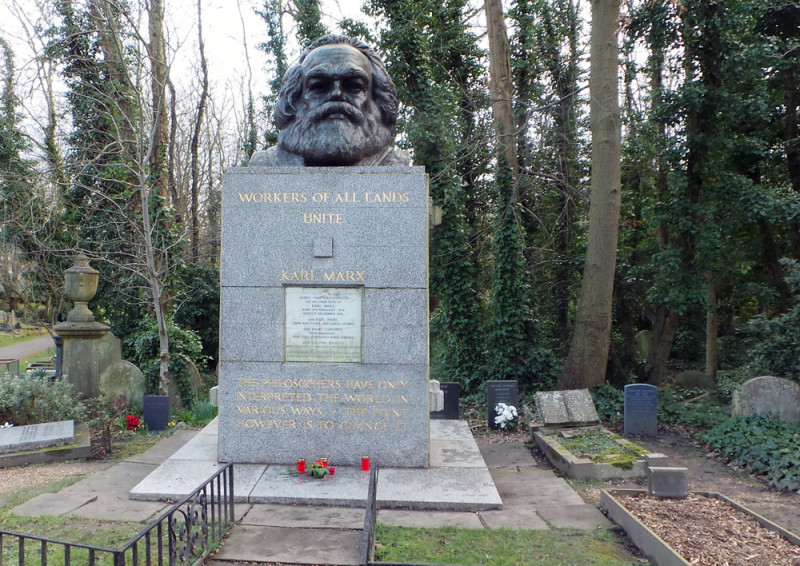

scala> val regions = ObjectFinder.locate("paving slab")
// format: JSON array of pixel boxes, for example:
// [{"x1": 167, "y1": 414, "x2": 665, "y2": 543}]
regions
[
  {"x1": 210, "y1": 525, "x2": 361, "y2": 565},
  {"x1": 68, "y1": 495, "x2": 169, "y2": 522},
  {"x1": 64, "y1": 461, "x2": 157, "y2": 495},
  {"x1": 479, "y1": 507, "x2": 550, "y2": 530},
  {"x1": 244, "y1": 504, "x2": 364, "y2": 528},
  {"x1": 430, "y1": 437, "x2": 485, "y2": 467},
  {"x1": 536, "y1": 503, "x2": 613, "y2": 529},
  {"x1": 378, "y1": 509, "x2": 484, "y2": 528},
  {"x1": 125, "y1": 430, "x2": 198, "y2": 465},
  {"x1": 479, "y1": 442, "x2": 538, "y2": 468},
  {"x1": 489, "y1": 467, "x2": 585, "y2": 505},
  {"x1": 129, "y1": 459, "x2": 264, "y2": 502},
  {"x1": 379, "y1": 467, "x2": 502, "y2": 511},
  {"x1": 10, "y1": 492, "x2": 96, "y2": 517}
]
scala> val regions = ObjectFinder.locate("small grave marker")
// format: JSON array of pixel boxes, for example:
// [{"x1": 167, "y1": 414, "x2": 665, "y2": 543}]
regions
[
  {"x1": 431, "y1": 382, "x2": 460, "y2": 420},
  {"x1": 487, "y1": 380, "x2": 518, "y2": 429},
  {"x1": 624, "y1": 384, "x2": 658, "y2": 437},
  {"x1": 0, "y1": 420, "x2": 75, "y2": 454}
]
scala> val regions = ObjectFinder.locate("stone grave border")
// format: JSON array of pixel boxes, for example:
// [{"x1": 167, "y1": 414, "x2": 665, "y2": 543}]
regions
[
  {"x1": 601, "y1": 489, "x2": 800, "y2": 566},
  {"x1": 533, "y1": 426, "x2": 653, "y2": 480},
  {"x1": 0, "y1": 423, "x2": 91, "y2": 468}
]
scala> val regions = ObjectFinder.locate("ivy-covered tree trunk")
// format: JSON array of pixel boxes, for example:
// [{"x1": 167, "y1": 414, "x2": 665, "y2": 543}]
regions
[{"x1": 559, "y1": 0, "x2": 621, "y2": 390}]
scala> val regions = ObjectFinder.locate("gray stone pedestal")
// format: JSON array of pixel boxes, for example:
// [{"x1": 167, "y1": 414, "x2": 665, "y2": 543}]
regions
[{"x1": 218, "y1": 166, "x2": 430, "y2": 468}]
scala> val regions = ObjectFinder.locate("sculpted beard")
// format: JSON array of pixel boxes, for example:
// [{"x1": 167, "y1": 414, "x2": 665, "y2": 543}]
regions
[{"x1": 278, "y1": 99, "x2": 394, "y2": 165}]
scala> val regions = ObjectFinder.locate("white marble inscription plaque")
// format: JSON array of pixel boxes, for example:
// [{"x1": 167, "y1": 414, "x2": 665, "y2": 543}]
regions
[{"x1": 285, "y1": 287, "x2": 362, "y2": 362}]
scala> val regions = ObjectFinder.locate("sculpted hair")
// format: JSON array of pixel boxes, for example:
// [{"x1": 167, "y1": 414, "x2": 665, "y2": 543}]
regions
[{"x1": 273, "y1": 35, "x2": 399, "y2": 132}]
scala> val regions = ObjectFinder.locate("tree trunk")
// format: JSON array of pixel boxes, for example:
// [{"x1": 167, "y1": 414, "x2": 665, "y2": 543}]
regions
[
  {"x1": 485, "y1": 0, "x2": 519, "y2": 183},
  {"x1": 645, "y1": 306, "x2": 679, "y2": 385},
  {"x1": 705, "y1": 274, "x2": 718, "y2": 378},
  {"x1": 558, "y1": 0, "x2": 621, "y2": 390},
  {"x1": 190, "y1": 0, "x2": 209, "y2": 261},
  {"x1": 147, "y1": 0, "x2": 169, "y2": 199}
]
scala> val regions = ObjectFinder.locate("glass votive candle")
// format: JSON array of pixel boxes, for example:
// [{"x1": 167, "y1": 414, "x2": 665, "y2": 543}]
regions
[
  {"x1": 297, "y1": 458, "x2": 305, "y2": 473},
  {"x1": 361, "y1": 455, "x2": 370, "y2": 471},
  {"x1": 329, "y1": 466, "x2": 336, "y2": 476},
  {"x1": 320, "y1": 457, "x2": 328, "y2": 467}
]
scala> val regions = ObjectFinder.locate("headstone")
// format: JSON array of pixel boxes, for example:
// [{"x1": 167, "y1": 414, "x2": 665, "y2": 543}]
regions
[
  {"x1": 0, "y1": 420, "x2": 75, "y2": 454},
  {"x1": 429, "y1": 380, "x2": 444, "y2": 412},
  {"x1": 218, "y1": 167, "x2": 429, "y2": 467},
  {"x1": 99, "y1": 360, "x2": 145, "y2": 407},
  {"x1": 624, "y1": 383, "x2": 658, "y2": 437},
  {"x1": 431, "y1": 382, "x2": 460, "y2": 420},
  {"x1": 562, "y1": 389, "x2": 600, "y2": 423},
  {"x1": 648, "y1": 467, "x2": 688, "y2": 498},
  {"x1": 732, "y1": 376, "x2": 800, "y2": 426},
  {"x1": 0, "y1": 359, "x2": 19, "y2": 375},
  {"x1": 487, "y1": 380, "x2": 518, "y2": 429},
  {"x1": 534, "y1": 391, "x2": 571, "y2": 425}
]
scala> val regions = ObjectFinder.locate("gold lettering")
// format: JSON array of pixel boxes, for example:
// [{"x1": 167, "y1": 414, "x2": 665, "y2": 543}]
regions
[
  {"x1": 290, "y1": 406, "x2": 323, "y2": 416},
  {"x1": 303, "y1": 213, "x2": 343, "y2": 224}
]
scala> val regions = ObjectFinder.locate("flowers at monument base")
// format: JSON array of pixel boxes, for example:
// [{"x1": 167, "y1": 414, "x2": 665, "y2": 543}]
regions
[
  {"x1": 307, "y1": 459, "x2": 332, "y2": 479},
  {"x1": 494, "y1": 403, "x2": 519, "y2": 430},
  {"x1": 125, "y1": 414, "x2": 142, "y2": 431},
  {"x1": 1, "y1": 422, "x2": 13, "y2": 428}
]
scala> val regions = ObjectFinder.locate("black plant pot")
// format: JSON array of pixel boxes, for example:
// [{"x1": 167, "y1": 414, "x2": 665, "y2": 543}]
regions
[{"x1": 143, "y1": 394, "x2": 170, "y2": 432}]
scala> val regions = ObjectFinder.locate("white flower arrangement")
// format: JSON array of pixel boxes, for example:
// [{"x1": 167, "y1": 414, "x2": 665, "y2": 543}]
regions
[
  {"x1": 494, "y1": 403, "x2": 518, "y2": 430},
  {"x1": 1, "y1": 422, "x2": 13, "y2": 429}
]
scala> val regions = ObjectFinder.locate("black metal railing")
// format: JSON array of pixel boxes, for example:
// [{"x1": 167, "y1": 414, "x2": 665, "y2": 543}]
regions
[
  {"x1": 0, "y1": 463, "x2": 234, "y2": 566},
  {"x1": 360, "y1": 465, "x2": 379, "y2": 566}
]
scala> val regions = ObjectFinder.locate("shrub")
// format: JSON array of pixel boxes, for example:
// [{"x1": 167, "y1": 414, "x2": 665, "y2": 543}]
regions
[
  {"x1": 701, "y1": 415, "x2": 800, "y2": 491},
  {"x1": 0, "y1": 372, "x2": 86, "y2": 426},
  {"x1": 593, "y1": 383, "x2": 624, "y2": 426}
]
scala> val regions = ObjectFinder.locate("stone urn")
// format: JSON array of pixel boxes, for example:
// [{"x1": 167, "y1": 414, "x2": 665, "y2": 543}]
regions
[{"x1": 63, "y1": 253, "x2": 99, "y2": 322}]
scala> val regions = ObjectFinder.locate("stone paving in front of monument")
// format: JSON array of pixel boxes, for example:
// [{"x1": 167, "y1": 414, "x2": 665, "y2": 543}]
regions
[{"x1": 10, "y1": 422, "x2": 610, "y2": 566}]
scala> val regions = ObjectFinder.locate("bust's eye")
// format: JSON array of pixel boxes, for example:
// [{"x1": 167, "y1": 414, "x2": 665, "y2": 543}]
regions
[
  {"x1": 307, "y1": 79, "x2": 329, "y2": 93},
  {"x1": 343, "y1": 78, "x2": 368, "y2": 93}
]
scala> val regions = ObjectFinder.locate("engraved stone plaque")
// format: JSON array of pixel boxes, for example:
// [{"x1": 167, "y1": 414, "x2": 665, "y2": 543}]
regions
[{"x1": 285, "y1": 287, "x2": 362, "y2": 362}]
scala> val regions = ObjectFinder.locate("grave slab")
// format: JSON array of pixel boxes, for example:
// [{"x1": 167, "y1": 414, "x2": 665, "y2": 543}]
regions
[
  {"x1": 0, "y1": 420, "x2": 74, "y2": 454},
  {"x1": 249, "y1": 465, "x2": 370, "y2": 507},
  {"x1": 429, "y1": 438, "x2": 485, "y2": 467},
  {"x1": 379, "y1": 467, "x2": 502, "y2": 511},
  {"x1": 733, "y1": 376, "x2": 800, "y2": 426}
]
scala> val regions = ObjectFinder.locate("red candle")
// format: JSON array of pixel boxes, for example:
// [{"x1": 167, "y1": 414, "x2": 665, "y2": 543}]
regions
[
  {"x1": 320, "y1": 458, "x2": 328, "y2": 467},
  {"x1": 329, "y1": 466, "x2": 336, "y2": 476},
  {"x1": 361, "y1": 456, "x2": 370, "y2": 471},
  {"x1": 297, "y1": 458, "x2": 305, "y2": 473}
]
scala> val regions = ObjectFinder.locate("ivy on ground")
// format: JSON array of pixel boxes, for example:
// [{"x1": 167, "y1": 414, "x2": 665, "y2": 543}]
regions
[{"x1": 701, "y1": 415, "x2": 800, "y2": 491}]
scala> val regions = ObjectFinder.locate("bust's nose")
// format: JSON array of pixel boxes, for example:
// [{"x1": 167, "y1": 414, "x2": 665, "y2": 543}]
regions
[{"x1": 325, "y1": 80, "x2": 346, "y2": 102}]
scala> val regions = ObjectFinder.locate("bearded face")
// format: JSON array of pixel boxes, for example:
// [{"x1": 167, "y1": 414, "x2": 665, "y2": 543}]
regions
[{"x1": 277, "y1": 44, "x2": 395, "y2": 166}]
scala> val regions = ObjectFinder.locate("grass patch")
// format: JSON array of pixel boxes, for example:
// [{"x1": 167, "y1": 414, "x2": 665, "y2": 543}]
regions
[
  {"x1": 0, "y1": 512, "x2": 143, "y2": 564},
  {"x1": 548, "y1": 428, "x2": 647, "y2": 469},
  {"x1": 375, "y1": 525, "x2": 641, "y2": 565}
]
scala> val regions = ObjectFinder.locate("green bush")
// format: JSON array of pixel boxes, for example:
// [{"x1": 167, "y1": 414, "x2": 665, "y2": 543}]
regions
[
  {"x1": 658, "y1": 387, "x2": 727, "y2": 430},
  {"x1": 125, "y1": 317, "x2": 207, "y2": 406},
  {"x1": 701, "y1": 415, "x2": 800, "y2": 491},
  {"x1": 177, "y1": 400, "x2": 218, "y2": 426},
  {"x1": 0, "y1": 373, "x2": 86, "y2": 426},
  {"x1": 593, "y1": 383, "x2": 624, "y2": 426}
]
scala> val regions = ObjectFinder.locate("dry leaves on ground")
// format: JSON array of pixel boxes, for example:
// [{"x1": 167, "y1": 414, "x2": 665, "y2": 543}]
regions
[
  {"x1": 620, "y1": 493, "x2": 800, "y2": 566},
  {"x1": 0, "y1": 461, "x2": 106, "y2": 495}
]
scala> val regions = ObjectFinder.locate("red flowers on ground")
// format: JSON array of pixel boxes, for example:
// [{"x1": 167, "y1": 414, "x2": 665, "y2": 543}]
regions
[{"x1": 126, "y1": 414, "x2": 141, "y2": 431}]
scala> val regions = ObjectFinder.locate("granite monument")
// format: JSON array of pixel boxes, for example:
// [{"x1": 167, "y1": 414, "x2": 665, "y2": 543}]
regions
[{"x1": 218, "y1": 35, "x2": 429, "y2": 468}]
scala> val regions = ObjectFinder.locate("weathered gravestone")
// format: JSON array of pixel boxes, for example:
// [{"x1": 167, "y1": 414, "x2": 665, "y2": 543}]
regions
[
  {"x1": 732, "y1": 376, "x2": 800, "y2": 426},
  {"x1": 218, "y1": 35, "x2": 429, "y2": 468},
  {"x1": 533, "y1": 389, "x2": 600, "y2": 427},
  {"x1": 487, "y1": 380, "x2": 519, "y2": 429},
  {"x1": 624, "y1": 383, "x2": 658, "y2": 437},
  {"x1": 0, "y1": 420, "x2": 74, "y2": 454},
  {"x1": 431, "y1": 382, "x2": 460, "y2": 420}
]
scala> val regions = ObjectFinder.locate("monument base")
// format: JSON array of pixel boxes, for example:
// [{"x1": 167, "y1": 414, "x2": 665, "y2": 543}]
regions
[{"x1": 130, "y1": 419, "x2": 501, "y2": 511}]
